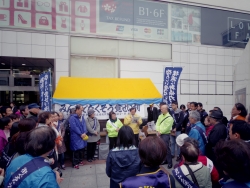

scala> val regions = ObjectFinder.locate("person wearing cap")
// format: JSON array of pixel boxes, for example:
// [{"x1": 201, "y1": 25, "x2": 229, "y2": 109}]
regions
[
  {"x1": 26, "y1": 103, "x2": 43, "y2": 122},
  {"x1": 85, "y1": 109, "x2": 100, "y2": 162},
  {"x1": 176, "y1": 134, "x2": 219, "y2": 186},
  {"x1": 188, "y1": 110, "x2": 206, "y2": 155},
  {"x1": 147, "y1": 103, "x2": 158, "y2": 123},
  {"x1": 69, "y1": 105, "x2": 87, "y2": 169},
  {"x1": 124, "y1": 108, "x2": 142, "y2": 147},
  {"x1": 206, "y1": 110, "x2": 227, "y2": 178}
]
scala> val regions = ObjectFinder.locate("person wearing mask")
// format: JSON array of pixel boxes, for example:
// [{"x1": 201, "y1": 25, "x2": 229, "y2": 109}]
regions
[
  {"x1": 27, "y1": 103, "x2": 43, "y2": 122},
  {"x1": 231, "y1": 103, "x2": 247, "y2": 121},
  {"x1": 206, "y1": 110, "x2": 227, "y2": 178},
  {"x1": 106, "y1": 126, "x2": 141, "y2": 188},
  {"x1": 69, "y1": 105, "x2": 87, "y2": 169},
  {"x1": 215, "y1": 140, "x2": 250, "y2": 187},
  {"x1": 147, "y1": 103, "x2": 158, "y2": 124},
  {"x1": 172, "y1": 137, "x2": 212, "y2": 188},
  {"x1": 156, "y1": 104, "x2": 174, "y2": 168},
  {"x1": 19, "y1": 105, "x2": 29, "y2": 120},
  {"x1": 121, "y1": 136, "x2": 176, "y2": 188},
  {"x1": 0, "y1": 117, "x2": 12, "y2": 155},
  {"x1": 175, "y1": 134, "x2": 219, "y2": 186},
  {"x1": 124, "y1": 108, "x2": 142, "y2": 147},
  {"x1": 170, "y1": 101, "x2": 184, "y2": 161},
  {"x1": 0, "y1": 106, "x2": 12, "y2": 117},
  {"x1": 86, "y1": 109, "x2": 100, "y2": 162},
  {"x1": 197, "y1": 102, "x2": 208, "y2": 125},
  {"x1": 188, "y1": 110, "x2": 207, "y2": 155},
  {"x1": 106, "y1": 111, "x2": 123, "y2": 150},
  {"x1": 4, "y1": 126, "x2": 62, "y2": 188}
]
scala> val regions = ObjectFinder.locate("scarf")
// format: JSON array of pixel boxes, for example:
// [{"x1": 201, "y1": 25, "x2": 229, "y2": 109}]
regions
[{"x1": 110, "y1": 118, "x2": 117, "y2": 123}]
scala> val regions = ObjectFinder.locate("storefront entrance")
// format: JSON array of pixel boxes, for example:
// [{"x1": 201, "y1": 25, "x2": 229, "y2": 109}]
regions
[{"x1": 0, "y1": 56, "x2": 54, "y2": 106}]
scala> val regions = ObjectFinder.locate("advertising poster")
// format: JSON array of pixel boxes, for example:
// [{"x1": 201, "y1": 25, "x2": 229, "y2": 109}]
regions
[
  {"x1": 171, "y1": 4, "x2": 201, "y2": 43},
  {"x1": 97, "y1": 0, "x2": 169, "y2": 41}
]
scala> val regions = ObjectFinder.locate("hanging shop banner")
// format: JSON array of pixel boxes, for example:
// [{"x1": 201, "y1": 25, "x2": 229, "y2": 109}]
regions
[
  {"x1": 162, "y1": 67, "x2": 182, "y2": 107},
  {"x1": 171, "y1": 4, "x2": 201, "y2": 43},
  {"x1": 98, "y1": 0, "x2": 169, "y2": 41},
  {"x1": 54, "y1": 103, "x2": 146, "y2": 120},
  {"x1": 39, "y1": 71, "x2": 52, "y2": 111}
]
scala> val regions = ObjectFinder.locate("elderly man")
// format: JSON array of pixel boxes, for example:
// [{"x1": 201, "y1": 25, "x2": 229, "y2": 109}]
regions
[
  {"x1": 124, "y1": 107, "x2": 142, "y2": 147},
  {"x1": 156, "y1": 104, "x2": 174, "y2": 169},
  {"x1": 188, "y1": 110, "x2": 207, "y2": 155}
]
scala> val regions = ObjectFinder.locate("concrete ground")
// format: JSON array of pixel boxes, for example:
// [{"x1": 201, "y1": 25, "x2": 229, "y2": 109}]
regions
[{"x1": 59, "y1": 158, "x2": 179, "y2": 188}]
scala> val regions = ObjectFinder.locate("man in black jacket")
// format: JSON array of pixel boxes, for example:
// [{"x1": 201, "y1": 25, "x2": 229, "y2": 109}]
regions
[
  {"x1": 147, "y1": 103, "x2": 158, "y2": 123},
  {"x1": 206, "y1": 110, "x2": 227, "y2": 178},
  {"x1": 197, "y1": 102, "x2": 208, "y2": 125},
  {"x1": 170, "y1": 101, "x2": 184, "y2": 161}
]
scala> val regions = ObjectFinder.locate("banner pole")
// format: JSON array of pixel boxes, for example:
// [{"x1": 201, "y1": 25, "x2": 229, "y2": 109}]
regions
[{"x1": 48, "y1": 68, "x2": 52, "y2": 112}]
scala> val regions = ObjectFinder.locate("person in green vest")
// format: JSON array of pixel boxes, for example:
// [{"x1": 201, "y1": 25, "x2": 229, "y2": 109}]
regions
[
  {"x1": 106, "y1": 111, "x2": 123, "y2": 150},
  {"x1": 156, "y1": 104, "x2": 174, "y2": 169}
]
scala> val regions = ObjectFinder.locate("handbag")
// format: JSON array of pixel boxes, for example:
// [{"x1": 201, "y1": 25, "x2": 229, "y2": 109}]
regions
[{"x1": 39, "y1": 16, "x2": 49, "y2": 26}]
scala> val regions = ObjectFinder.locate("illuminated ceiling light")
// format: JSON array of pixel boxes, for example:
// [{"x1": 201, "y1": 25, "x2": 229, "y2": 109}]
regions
[
  {"x1": 22, "y1": 64, "x2": 26, "y2": 65},
  {"x1": 1, "y1": 63, "x2": 5, "y2": 65}
]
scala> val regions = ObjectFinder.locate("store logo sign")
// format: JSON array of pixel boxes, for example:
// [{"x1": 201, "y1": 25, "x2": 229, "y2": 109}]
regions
[
  {"x1": 157, "y1": 29, "x2": 164, "y2": 35},
  {"x1": 228, "y1": 17, "x2": 250, "y2": 43},
  {"x1": 144, "y1": 28, "x2": 151, "y2": 33},
  {"x1": 101, "y1": 0, "x2": 117, "y2": 13},
  {"x1": 116, "y1": 25, "x2": 124, "y2": 31}
]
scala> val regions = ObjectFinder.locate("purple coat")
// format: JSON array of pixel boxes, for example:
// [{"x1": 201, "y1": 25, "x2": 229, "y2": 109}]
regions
[{"x1": 69, "y1": 114, "x2": 87, "y2": 151}]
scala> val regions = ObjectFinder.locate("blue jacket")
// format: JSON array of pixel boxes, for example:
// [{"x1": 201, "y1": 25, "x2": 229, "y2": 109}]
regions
[
  {"x1": 189, "y1": 121, "x2": 206, "y2": 155},
  {"x1": 5, "y1": 154, "x2": 59, "y2": 188},
  {"x1": 106, "y1": 147, "x2": 141, "y2": 187},
  {"x1": 69, "y1": 114, "x2": 87, "y2": 151}
]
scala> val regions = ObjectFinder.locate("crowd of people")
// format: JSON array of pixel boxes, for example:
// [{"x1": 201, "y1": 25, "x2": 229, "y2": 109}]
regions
[{"x1": 0, "y1": 101, "x2": 249, "y2": 188}]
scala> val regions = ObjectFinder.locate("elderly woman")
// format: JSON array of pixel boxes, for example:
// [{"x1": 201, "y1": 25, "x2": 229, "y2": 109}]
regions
[
  {"x1": 231, "y1": 103, "x2": 247, "y2": 121},
  {"x1": 86, "y1": 109, "x2": 100, "y2": 162},
  {"x1": 188, "y1": 110, "x2": 206, "y2": 155},
  {"x1": 4, "y1": 126, "x2": 62, "y2": 187},
  {"x1": 121, "y1": 136, "x2": 175, "y2": 187}
]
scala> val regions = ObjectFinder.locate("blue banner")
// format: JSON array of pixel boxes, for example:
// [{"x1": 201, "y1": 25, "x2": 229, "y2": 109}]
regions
[
  {"x1": 39, "y1": 71, "x2": 51, "y2": 111},
  {"x1": 162, "y1": 67, "x2": 182, "y2": 107}
]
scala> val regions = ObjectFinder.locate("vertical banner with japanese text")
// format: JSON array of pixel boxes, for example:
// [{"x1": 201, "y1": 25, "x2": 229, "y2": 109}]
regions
[
  {"x1": 162, "y1": 67, "x2": 182, "y2": 107},
  {"x1": 39, "y1": 70, "x2": 52, "y2": 111}
]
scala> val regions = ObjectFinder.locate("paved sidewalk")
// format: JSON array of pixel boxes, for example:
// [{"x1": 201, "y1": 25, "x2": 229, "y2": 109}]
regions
[{"x1": 59, "y1": 159, "x2": 178, "y2": 188}]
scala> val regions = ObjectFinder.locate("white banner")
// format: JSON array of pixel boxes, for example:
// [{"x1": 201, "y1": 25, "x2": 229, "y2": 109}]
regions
[{"x1": 54, "y1": 103, "x2": 146, "y2": 120}]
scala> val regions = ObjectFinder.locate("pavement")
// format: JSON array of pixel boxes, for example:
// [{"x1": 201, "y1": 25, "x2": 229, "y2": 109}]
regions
[{"x1": 59, "y1": 158, "x2": 179, "y2": 188}]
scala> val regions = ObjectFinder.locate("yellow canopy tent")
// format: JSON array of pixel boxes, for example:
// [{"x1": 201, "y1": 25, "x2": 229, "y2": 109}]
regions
[{"x1": 53, "y1": 77, "x2": 162, "y2": 105}]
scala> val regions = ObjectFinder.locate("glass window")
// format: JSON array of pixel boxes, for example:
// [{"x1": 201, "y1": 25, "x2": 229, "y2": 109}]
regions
[
  {"x1": 0, "y1": 77, "x2": 9, "y2": 86},
  {"x1": 14, "y1": 78, "x2": 32, "y2": 86}
]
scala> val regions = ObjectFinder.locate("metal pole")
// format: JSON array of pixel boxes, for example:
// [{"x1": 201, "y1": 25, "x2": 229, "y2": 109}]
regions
[{"x1": 48, "y1": 68, "x2": 52, "y2": 111}]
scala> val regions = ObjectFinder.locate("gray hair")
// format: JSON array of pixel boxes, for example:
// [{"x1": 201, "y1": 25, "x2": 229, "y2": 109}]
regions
[{"x1": 189, "y1": 110, "x2": 200, "y2": 121}]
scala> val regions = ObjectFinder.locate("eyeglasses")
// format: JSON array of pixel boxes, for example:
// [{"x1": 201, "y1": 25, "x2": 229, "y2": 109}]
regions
[{"x1": 37, "y1": 1, "x2": 50, "y2": 7}]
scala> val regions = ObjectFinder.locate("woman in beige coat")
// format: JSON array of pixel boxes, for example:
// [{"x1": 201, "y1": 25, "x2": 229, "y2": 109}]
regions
[{"x1": 85, "y1": 109, "x2": 100, "y2": 162}]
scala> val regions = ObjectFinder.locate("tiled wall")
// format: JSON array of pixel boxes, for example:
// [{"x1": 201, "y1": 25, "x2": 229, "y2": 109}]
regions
[
  {"x1": 0, "y1": 30, "x2": 70, "y2": 85},
  {"x1": 121, "y1": 43, "x2": 244, "y2": 119}
]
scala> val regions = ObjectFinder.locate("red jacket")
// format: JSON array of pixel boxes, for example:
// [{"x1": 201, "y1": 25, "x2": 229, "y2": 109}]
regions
[{"x1": 179, "y1": 155, "x2": 219, "y2": 184}]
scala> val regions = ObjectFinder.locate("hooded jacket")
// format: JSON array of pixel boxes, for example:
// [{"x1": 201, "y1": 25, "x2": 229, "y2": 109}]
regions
[
  {"x1": 171, "y1": 108, "x2": 184, "y2": 131},
  {"x1": 106, "y1": 147, "x2": 141, "y2": 184}
]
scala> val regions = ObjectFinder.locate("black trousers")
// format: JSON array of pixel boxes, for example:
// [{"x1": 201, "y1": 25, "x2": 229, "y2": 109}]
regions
[
  {"x1": 87, "y1": 142, "x2": 97, "y2": 160},
  {"x1": 72, "y1": 148, "x2": 84, "y2": 166},
  {"x1": 109, "y1": 137, "x2": 117, "y2": 150},
  {"x1": 134, "y1": 134, "x2": 139, "y2": 147}
]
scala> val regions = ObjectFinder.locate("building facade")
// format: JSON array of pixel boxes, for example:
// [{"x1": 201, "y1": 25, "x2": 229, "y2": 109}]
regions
[{"x1": 0, "y1": 0, "x2": 249, "y2": 118}]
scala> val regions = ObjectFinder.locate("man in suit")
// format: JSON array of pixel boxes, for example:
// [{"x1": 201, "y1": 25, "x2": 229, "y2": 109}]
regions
[{"x1": 147, "y1": 103, "x2": 158, "y2": 123}]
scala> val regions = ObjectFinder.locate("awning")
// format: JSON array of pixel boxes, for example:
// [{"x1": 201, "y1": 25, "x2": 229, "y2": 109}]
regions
[{"x1": 53, "y1": 77, "x2": 162, "y2": 105}]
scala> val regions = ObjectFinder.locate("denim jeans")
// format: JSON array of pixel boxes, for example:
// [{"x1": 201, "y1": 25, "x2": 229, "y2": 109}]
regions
[
  {"x1": 170, "y1": 131, "x2": 181, "y2": 156},
  {"x1": 58, "y1": 153, "x2": 65, "y2": 166}
]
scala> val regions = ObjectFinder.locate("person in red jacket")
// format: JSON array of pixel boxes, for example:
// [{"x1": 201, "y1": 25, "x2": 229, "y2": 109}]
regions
[{"x1": 175, "y1": 134, "x2": 219, "y2": 185}]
